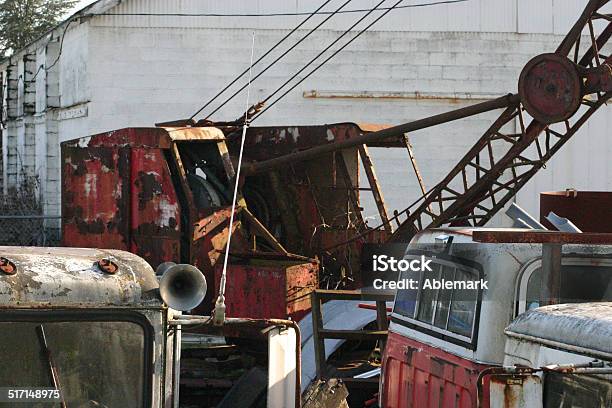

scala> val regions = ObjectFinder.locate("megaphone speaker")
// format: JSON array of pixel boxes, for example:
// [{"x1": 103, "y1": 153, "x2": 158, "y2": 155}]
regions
[{"x1": 158, "y1": 263, "x2": 207, "y2": 311}]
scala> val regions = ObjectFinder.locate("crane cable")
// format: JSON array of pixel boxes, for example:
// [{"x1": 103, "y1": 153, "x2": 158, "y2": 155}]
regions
[
  {"x1": 190, "y1": 0, "x2": 337, "y2": 121},
  {"x1": 212, "y1": 32, "x2": 257, "y2": 326},
  {"x1": 251, "y1": 0, "x2": 405, "y2": 123},
  {"x1": 200, "y1": 0, "x2": 355, "y2": 121}
]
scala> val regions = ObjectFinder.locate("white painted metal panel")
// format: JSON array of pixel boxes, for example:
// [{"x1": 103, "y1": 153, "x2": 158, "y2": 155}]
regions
[
  {"x1": 518, "y1": 0, "x2": 553, "y2": 34},
  {"x1": 92, "y1": 0, "x2": 523, "y2": 33},
  {"x1": 552, "y1": 0, "x2": 585, "y2": 35},
  {"x1": 489, "y1": 375, "x2": 543, "y2": 408},
  {"x1": 516, "y1": 105, "x2": 612, "y2": 218},
  {"x1": 267, "y1": 327, "x2": 297, "y2": 408}
]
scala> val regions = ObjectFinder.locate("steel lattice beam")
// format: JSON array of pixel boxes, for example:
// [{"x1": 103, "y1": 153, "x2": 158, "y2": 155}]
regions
[{"x1": 390, "y1": 0, "x2": 612, "y2": 241}]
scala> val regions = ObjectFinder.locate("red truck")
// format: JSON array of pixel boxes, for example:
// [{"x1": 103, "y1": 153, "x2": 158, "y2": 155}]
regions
[{"x1": 380, "y1": 228, "x2": 612, "y2": 407}]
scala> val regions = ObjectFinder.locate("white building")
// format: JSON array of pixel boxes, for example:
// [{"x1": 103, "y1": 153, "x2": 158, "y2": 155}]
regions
[{"x1": 1, "y1": 0, "x2": 610, "y2": 229}]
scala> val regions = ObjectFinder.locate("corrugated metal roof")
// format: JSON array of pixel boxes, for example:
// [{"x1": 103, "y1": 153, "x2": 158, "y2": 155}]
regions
[
  {"x1": 87, "y1": 0, "x2": 580, "y2": 34},
  {"x1": 4, "y1": 0, "x2": 598, "y2": 65}
]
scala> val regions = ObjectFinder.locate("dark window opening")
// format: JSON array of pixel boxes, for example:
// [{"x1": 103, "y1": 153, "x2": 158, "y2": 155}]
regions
[
  {"x1": 393, "y1": 258, "x2": 481, "y2": 341},
  {"x1": 526, "y1": 264, "x2": 612, "y2": 311},
  {"x1": 0, "y1": 319, "x2": 148, "y2": 407}
]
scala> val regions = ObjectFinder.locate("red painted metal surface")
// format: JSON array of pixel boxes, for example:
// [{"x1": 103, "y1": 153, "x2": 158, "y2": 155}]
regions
[
  {"x1": 214, "y1": 255, "x2": 318, "y2": 321},
  {"x1": 62, "y1": 136, "x2": 184, "y2": 268},
  {"x1": 62, "y1": 126, "x2": 321, "y2": 319},
  {"x1": 129, "y1": 148, "x2": 181, "y2": 267},
  {"x1": 62, "y1": 146, "x2": 130, "y2": 250},
  {"x1": 540, "y1": 191, "x2": 612, "y2": 233},
  {"x1": 381, "y1": 331, "x2": 490, "y2": 408}
]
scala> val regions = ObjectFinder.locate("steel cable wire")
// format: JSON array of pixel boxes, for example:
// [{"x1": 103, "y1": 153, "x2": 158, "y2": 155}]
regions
[
  {"x1": 250, "y1": 0, "x2": 404, "y2": 122},
  {"x1": 189, "y1": 0, "x2": 337, "y2": 120},
  {"x1": 199, "y1": 0, "x2": 355, "y2": 121}
]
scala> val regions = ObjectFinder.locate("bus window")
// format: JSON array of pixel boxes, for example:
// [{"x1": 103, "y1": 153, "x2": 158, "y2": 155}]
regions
[
  {"x1": 393, "y1": 271, "x2": 418, "y2": 318},
  {"x1": 433, "y1": 266, "x2": 454, "y2": 329},
  {"x1": 524, "y1": 264, "x2": 612, "y2": 312},
  {"x1": 447, "y1": 268, "x2": 478, "y2": 338},
  {"x1": 417, "y1": 263, "x2": 441, "y2": 323},
  {"x1": 392, "y1": 258, "x2": 481, "y2": 343}
]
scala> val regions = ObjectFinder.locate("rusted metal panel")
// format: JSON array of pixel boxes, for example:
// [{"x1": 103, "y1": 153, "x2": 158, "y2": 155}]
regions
[
  {"x1": 472, "y1": 230, "x2": 612, "y2": 244},
  {"x1": 62, "y1": 127, "x2": 224, "y2": 150},
  {"x1": 540, "y1": 191, "x2": 612, "y2": 233},
  {"x1": 0, "y1": 246, "x2": 160, "y2": 308},
  {"x1": 488, "y1": 375, "x2": 542, "y2": 408},
  {"x1": 214, "y1": 255, "x2": 318, "y2": 321},
  {"x1": 381, "y1": 331, "x2": 485, "y2": 408},
  {"x1": 62, "y1": 141, "x2": 186, "y2": 270},
  {"x1": 191, "y1": 218, "x2": 246, "y2": 313},
  {"x1": 129, "y1": 148, "x2": 181, "y2": 268},
  {"x1": 62, "y1": 146, "x2": 130, "y2": 250}
]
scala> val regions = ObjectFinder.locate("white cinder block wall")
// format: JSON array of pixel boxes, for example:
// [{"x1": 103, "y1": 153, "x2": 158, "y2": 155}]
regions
[{"x1": 1, "y1": 0, "x2": 611, "y2": 230}]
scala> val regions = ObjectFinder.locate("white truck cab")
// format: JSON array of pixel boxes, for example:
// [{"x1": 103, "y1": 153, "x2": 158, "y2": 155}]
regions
[
  {"x1": 484, "y1": 302, "x2": 612, "y2": 408},
  {"x1": 0, "y1": 246, "x2": 299, "y2": 408}
]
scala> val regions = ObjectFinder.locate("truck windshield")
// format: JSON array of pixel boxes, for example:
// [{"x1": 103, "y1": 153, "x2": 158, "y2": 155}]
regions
[{"x1": 0, "y1": 320, "x2": 147, "y2": 407}]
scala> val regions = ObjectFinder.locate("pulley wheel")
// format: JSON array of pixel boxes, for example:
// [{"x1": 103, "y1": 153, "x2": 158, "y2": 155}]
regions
[{"x1": 518, "y1": 53, "x2": 582, "y2": 124}]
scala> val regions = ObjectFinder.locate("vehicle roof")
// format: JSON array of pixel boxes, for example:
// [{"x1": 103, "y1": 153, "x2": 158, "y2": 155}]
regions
[
  {"x1": 505, "y1": 303, "x2": 612, "y2": 359},
  {"x1": 61, "y1": 126, "x2": 225, "y2": 149},
  {"x1": 0, "y1": 246, "x2": 162, "y2": 309}
]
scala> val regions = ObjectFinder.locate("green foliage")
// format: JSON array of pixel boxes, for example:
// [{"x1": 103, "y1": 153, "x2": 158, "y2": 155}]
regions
[{"x1": 0, "y1": 0, "x2": 77, "y2": 56}]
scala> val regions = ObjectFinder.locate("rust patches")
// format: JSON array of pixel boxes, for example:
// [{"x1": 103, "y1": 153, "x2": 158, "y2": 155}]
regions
[
  {"x1": 213, "y1": 256, "x2": 318, "y2": 321},
  {"x1": 97, "y1": 258, "x2": 119, "y2": 274},
  {"x1": 135, "y1": 171, "x2": 163, "y2": 210},
  {"x1": 473, "y1": 230, "x2": 612, "y2": 245},
  {"x1": 0, "y1": 257, "x2": 16, "y2": 275},
  {"x1": 193, "y1": 208, "x2": 234, "y2": 242},
  {"x1": 226, "y1": 123, "x2": 369, "y2": 161},
  {"x1": 55, "y1": 287, "x2": 72, "y2": 297},
  {"x1": 62, "y1": 145, "x2": 129, "y2": 250}
]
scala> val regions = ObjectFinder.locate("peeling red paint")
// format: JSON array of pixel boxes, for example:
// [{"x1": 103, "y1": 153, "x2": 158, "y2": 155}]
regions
[
  {"x1": 214, "y1": 256, "x2": 318, "y2": 321},
  {"x1": 382, "y1": 331, "x2": 487, "y2": 408}
]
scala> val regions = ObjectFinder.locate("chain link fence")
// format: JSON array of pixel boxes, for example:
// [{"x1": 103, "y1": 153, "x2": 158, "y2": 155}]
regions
[{"x1": 0, "y1": 176, "x2": 61, "y2": 247}]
